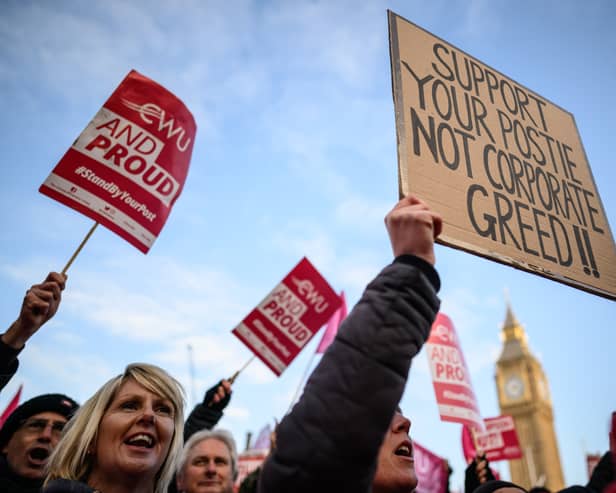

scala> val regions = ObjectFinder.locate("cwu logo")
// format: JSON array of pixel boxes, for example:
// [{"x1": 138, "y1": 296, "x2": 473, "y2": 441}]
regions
[
  {"x1": 290, "y1": 277, "x2": 329, "y2": 313},
  {"x1": 121, "y1": 99, "x2": 191, "y2": 152}
]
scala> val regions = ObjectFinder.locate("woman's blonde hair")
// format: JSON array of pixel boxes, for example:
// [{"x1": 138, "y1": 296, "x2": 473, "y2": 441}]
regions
[{"x1": 45, "y1": 363, "x2": 185, "y2": 493}]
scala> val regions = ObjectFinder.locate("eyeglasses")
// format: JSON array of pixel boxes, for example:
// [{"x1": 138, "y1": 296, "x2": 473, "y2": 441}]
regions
[{"x1": 20, "y1": 418, "x2": 66, "y2": 438}]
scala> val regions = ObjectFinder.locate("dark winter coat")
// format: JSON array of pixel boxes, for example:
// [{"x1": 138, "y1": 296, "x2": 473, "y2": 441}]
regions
[
  {"x1": 258, "y1": 255, "x2": 441, "y2": 493},
  {"x1": 42, "y1": 478, "x2": 95, "y2": 493},
  {"x1": 0, "y1": 455, "x2": 43, "y2": 493},
  {"x1": 0, "y1": 339, "x2": 21, "y2": 393}
]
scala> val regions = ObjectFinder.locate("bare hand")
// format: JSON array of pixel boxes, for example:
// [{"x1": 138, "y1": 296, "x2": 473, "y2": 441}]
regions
[
  {"x1": 2, "y1": 272, "x2": 67, "y2": 349},
  {"x1": 384, "y1": 195, "x2": 442, "y2": 265}
]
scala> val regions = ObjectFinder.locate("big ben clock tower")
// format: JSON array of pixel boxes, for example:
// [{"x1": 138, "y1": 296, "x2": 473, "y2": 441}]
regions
[{"x1": 495, "y1": 301, "x2": 565, "y2": 491}]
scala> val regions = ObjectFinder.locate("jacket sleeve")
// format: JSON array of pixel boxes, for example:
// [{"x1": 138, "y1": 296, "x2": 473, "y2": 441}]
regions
[
  {"x1": 0, "y1": 337, "x2": 21, "y2": 393},
  {"x1": 183, "y1": 379, "x2": 232, "y2": 441},
  {"x1": 587, "y1": 451, "x2": 615, "y2": 493},
  {"x1": 183, "y1": 404, "x2": 224, "y2": 441},
  {"x1": 258, "y1": 257, "x2": 440, "y2": 493}
]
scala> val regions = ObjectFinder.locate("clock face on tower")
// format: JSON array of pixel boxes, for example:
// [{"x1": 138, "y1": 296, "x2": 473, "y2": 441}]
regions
[{"x1": 504, "y1": 375, "x2": 524, "y2": 400}]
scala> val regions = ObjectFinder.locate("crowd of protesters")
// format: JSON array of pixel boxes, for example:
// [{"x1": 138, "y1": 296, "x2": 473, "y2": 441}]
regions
[{"x1": 1, "y1": 196, "x2": 614, "y2": 493}]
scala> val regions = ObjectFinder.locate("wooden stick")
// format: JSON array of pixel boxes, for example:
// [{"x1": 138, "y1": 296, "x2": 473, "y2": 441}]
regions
[
  {"x1": 228, "y1": 355, "x2": 256, "y2": 384},
  {"x1": 471, "y1": 427, "x2": 484, "y2": 457},
  {"x1": 287, "y1": 351, "x2": 317, "y2": 414},
  {"x1": 62, "y1": 222, "x2": 98, "y2": 274}
]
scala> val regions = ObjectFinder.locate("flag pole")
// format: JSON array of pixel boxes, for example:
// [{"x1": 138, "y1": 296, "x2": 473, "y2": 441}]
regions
[
  {"x1": 228, "y1": 355, "x2": 256, "y2": 384},
  {"x1": 187, "y1": 344, "x2": 197, "y2": 408},
  {"x1": 62, "y1": 222, "x2": 98, "y2": 274},
  {"x1": 470, "y1": 427, "x2": 484, "y2": 460},
  {"x1": 287, "y1": 351, "x2": 317, "y2": 414},
  {"x1": 286, "y1": 291, "x2": 346, "y2": 414}
]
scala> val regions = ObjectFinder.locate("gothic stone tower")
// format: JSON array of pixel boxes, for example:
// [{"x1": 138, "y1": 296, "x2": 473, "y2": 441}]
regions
[{"x1": 495, "y1": 301, "x2": 565, "y2": 491}]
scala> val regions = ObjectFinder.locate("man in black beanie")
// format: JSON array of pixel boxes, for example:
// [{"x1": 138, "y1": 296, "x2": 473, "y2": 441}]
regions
[{"x1": 0, "y1": 393, "x2": 78, "y2": 493}]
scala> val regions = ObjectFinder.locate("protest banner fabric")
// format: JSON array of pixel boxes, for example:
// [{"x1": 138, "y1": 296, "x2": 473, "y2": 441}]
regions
[
  {"x1": 462, "y1": 415, "x2": 523, "y2": 462},
  {"x1": 40, "y1": 70, "x2": 196, "y2": 253},
  {"x1": 425, "y1": 312, "x2": 483, "y2": 430},
  {"x1": 232, "y1": 257, "x2": 341, "y2": 376},
  {"x1": 388, "y1": 11, "x2": 616, "y2": 300},
  {"x1": 252, "y1": 423, "x2": 272, "y2": 451},
  {"x1": 0, "y1": 384, "x2": 22, "y2": 428},
  {"x1": 413, "y1": 441, "x2": 448, "y2": 493},
  {"x1": 235, "y1": 451, "x2": 267, "y2": 489}
]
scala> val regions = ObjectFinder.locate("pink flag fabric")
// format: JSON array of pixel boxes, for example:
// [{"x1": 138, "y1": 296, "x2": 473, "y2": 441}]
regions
[
  {"x1": 316, "y1": 291, "x2": 347, "y2": 354},
  {"x1": 413, "y1": 441, "x2": 448, "y2": 493},
  {"x1": 0, "y1": 384, "x2": 23, "y2": 428},
  {"x1": 252, "y1": 424, "x2": 272, "y2": 450}
]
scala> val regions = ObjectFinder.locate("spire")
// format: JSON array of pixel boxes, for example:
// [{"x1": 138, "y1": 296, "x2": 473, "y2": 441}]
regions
[
  {"x1": 498, "y1": 289, "x2": 529, "y2": 360},
  {"x1": 503, "y1": 288, "x2": 521, "y2": 330}
]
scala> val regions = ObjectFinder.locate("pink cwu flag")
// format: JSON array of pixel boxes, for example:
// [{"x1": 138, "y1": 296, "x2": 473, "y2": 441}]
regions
[
  {"x1": 316, "y1": 291, "x2": 347, "y2": 354},
  {"x1": 413, "y1": 441, "x2": 448, "y2": 493},
  {"x1": 252, "y1": 423, "x2": 272, "y2": 450}
]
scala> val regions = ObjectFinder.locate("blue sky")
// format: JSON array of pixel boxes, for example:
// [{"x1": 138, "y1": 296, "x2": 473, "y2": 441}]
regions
[{"x1": 0, "y1": 0, "x2": 614, "y2": 489}]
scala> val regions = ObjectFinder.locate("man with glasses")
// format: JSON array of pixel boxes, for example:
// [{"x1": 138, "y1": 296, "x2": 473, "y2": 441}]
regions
[{"x1": 0, "y1": 393, "x2": 78, "y2": 493}]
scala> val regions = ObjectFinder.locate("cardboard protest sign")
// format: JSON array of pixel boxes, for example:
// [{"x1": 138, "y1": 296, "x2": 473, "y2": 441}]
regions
[
  {"x1": 232, "y1": 258, "x2": 341, "y2": 376},
  {"x1": 413, "y1": 441, "x2": 448, "y2": 493},
  {"x1": 425, "y1": 312, "x2": 483, "y2": 431},
  {"x1": 40, "y1": 70, "x2": 196, "y2": 253},
  {"x1": 462, "y1": 415, "x2": 523, "y2": 462},
  {"x1": 388, "y1": 11, "x2": 616, "y2": 300}
]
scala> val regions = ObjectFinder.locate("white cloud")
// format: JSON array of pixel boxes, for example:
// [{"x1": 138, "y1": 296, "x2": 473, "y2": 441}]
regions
[
  {"x1": 50, "y1": 329, "x2": 86, "y2": 346},
  {"x1": 225, "y1": 406, "x2": 251, "y2": 420},
  {"x1": 271, "y1": 227, "x2": 336, "y2": 271},
  {"x1": 19, "y1": 344, "x2": 115, "y2": 402},
  {"x1": 59, "y1": 256, "x2": 251, "y2": 343},
  {"x1": 262, "y1": 0, "x2": 384, "y2": 89},
  {"x1": 334, "y1": 196, "x2": 390, "y2": 233}
]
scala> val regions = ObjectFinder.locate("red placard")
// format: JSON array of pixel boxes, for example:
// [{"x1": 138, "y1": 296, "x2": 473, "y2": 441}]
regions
[
  {"x1": 425, "y1": 312, "x2": 483, "y2": 430},
  {"x1": 232, "y1": 257, "x2": 340, "y2": 376},
  {"x1": 478, "y1": 415, "x2": 522, "y2": 461},
  {"x1": 40, "y1": 70, "x2": 196, "y2": 253}
]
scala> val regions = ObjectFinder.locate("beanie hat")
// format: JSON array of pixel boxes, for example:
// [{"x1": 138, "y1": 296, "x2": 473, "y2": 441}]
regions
[{"x1": 0, "y1": 393, "x2": 79, "y2": 449}]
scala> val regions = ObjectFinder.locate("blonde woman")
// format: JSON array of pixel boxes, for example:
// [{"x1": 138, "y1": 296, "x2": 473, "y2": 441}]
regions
[{"x1": 44, "y1": 363, "x2": 185, "y2": 493}]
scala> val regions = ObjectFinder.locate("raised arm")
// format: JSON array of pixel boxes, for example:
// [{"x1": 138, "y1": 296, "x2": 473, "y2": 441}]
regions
[
  {"x1": 259, "y1": 196, "x2": 442, "y2": 493},
  {"x1": 1, "y1": 272, "x2": 67, "y2": 391}
]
